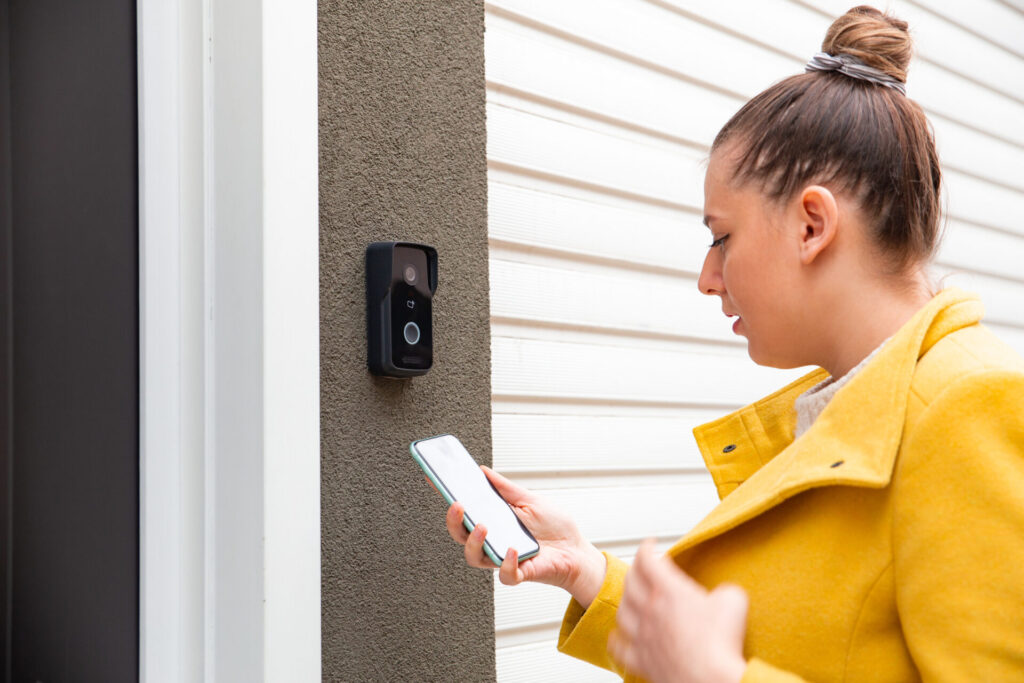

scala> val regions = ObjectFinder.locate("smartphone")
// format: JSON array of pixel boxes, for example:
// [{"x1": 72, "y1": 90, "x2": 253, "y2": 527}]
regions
[{"x1": 410, "y1": 434, "x2": 540, "y2": 566}]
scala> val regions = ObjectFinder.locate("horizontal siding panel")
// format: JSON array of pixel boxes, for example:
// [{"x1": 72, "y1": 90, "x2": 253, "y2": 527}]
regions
[
  {"x1": 890, "y1": 59, "x2": 1024, "y2": 147},
  {"x1": 536, "y1": 479, "x2": 720, "y2": 543},
  {"x1": 490, "y1": 85, "x2": 1024, "y2": 203},
  {"x1": 488, "y1": 182, "x2": 707, "y2": 273},
  {"x1": 497, "y1": 640, "x2": 619, "y2": 682},
  {"x1": 752, "y1": 0, "x2": 1024, "y2": 99},
  {"x1": 489, "y1": 12, "x2": 1024, "y2": 192},
  {"x1": 655, "y1": 1, "x2": 1024, "y2": 174},
  {"x1": 492, "y1": 411, "x2": 719, "y2": 472},
  {"x1": 871, "y1": 0, "x2": 1024, "y2": 60},
  {"x1": 489, "y1": 0, "x2": 1024, "y2": 147},
  {"x1": 492, "y1": 336, "x2": 804, "y2": 407},
  {"x1": 486, "y1": 13, "x2": 737, "y2": 146},
  {"x1": 944, "y1": 170, "x2": 1024, "y2": 236},
  {"x1": 487, "y1": 102, "x2": 705, "y2": 209},
  {"x1": 986, "y1": 322, "x2": 1024, "y2": 358},
  {"x1": 488, "y1": 216, "x2": 1024, "y2": 331},
  {"x1": 883, "y1": 1, "x2": 1024, "y2": 98},
  {"x1": 496, "y1": 581, "x2": 577, "y2": 633},
  {"x1": 935, "y1": 269, "x2": 1024, "y2": 328},
  {"x1": 936, "y1": 220, "x2": 1024, "y2": 284},
  {"x1": 491, "y1": 99, "x2": 1024, "y2": 235},
  {"x1": 489, "y1": 258, "x2": 731, "y2": 344},
  {"x1": 490, "y1": 183, "x2": 1024, "y2": 291},
  {"x1": 931, "y1": 118, "x2": 1024, "y2": 194},
  {"x1": 488, "y1": 0, "x2": 796, "y2": 97}
]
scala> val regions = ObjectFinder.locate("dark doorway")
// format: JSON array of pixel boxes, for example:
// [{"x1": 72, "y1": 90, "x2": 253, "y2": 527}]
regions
[{"x1": 0, "y1": 1, "x2": 139, "y2": 681}]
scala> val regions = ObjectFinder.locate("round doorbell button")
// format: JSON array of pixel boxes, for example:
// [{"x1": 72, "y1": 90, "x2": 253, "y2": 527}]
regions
[{"x1": 403, "y1": 321, "x2": 421, "y2": 345}]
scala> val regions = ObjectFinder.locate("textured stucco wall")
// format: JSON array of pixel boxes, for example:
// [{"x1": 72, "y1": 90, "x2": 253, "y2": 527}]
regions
[{"x1": 318, "y1": 1, "x2": 493, "y2": 681}]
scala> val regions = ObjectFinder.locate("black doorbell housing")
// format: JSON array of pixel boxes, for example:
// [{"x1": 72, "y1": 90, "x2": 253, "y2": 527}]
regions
[{"x1": 366, "y1": 242, "x2": 438, "y2": 377}]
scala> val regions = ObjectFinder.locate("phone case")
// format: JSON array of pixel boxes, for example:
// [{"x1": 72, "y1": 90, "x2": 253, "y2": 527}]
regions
[{"x1": 410, "y1": 435, "x2": 539, "y2": 567}]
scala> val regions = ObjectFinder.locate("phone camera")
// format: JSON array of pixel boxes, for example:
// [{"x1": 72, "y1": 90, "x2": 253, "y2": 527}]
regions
[{"x1": 403, "y1": 264, "x2": 418, "y2": 285}]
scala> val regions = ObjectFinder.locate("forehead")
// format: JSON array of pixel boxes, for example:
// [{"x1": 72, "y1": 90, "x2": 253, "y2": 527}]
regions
[
  {"x1": 705, "y1": 143, "x2": 745, "y2": 188},
  {"x1": 703, "y1": 147, "x2": 777, "y2": 229},
  {"x1": 703, "y1": 151, "x2": 739, "y2": 212}
]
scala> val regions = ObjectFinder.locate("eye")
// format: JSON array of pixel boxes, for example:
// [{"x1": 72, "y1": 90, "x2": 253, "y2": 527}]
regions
[{"x1": 708, "y1": 234, "x2": 729, "y2": 249}]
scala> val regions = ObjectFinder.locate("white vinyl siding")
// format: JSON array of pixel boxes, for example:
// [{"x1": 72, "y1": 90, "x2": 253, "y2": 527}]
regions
[{"x1": 485, "y1": 1, "x2": 1024, "y2": 680}]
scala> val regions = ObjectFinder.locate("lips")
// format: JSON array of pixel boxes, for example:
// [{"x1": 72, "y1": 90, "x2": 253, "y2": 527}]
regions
[{"x1": 722, "y1": 310, "x2": 742, "y2": 334}]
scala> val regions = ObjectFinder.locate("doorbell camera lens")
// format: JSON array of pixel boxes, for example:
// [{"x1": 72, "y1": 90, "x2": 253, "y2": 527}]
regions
[
  {"x1": 403, "y1": 264, "x2": 418, "y2": 285},
  {"x1": 403, "y1": 321, "x2": 421, "y2": 345}
]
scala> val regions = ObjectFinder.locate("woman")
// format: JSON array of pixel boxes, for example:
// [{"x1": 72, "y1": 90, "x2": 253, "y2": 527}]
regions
[{"x1": 446, "y1": 6, "x2": 1024, "y2": 681}]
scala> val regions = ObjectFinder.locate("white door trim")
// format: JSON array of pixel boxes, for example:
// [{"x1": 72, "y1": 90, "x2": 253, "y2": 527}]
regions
[{"x1": 137, "y1": 0, "x2": 320, "y2": 680}]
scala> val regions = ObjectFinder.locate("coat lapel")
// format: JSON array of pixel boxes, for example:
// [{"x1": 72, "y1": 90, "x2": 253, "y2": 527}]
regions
[{"x1": 669, "y1": 288, "x2": 985, "y2": 556}]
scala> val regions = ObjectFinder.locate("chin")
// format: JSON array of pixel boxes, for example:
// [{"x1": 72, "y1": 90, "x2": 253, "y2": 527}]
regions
[{"x1": 747, "y1": 343, "x2": 804, "y2": 370}]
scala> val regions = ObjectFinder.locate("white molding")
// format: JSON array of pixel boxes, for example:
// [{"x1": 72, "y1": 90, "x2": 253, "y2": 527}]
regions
[
  {"x1": 138, "y1": 0, "x2": 320, "y2": 679},
  {"x1": 138, "y1": 0, "x2": 192, "y2": 679},
  {"x1": 261, "y1": 0, "x2": 322, "y2": 678}
]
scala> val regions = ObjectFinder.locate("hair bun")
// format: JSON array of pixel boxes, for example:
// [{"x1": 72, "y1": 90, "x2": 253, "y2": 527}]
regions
[{"x1": 822, "y1": 5, "x2": 912, "y2": 83}]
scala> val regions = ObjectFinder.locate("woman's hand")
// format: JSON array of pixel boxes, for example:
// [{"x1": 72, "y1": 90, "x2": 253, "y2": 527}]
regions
[
  {"x1": 609, "y1": 539, "x2": 748, "y2": 683},
  {"x1": 444, "y1": 466, "x2": 607, "y2": 607}
]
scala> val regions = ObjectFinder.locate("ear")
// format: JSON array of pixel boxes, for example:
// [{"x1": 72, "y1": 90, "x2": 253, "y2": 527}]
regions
[{"x1": 794, "y1": 185, "x2": 839, "y2": 265}]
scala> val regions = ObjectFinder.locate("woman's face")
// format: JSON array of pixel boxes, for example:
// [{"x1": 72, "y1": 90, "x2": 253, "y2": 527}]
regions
[{"x1": 698, "y1": 151, "x2": 807, "y2": 368}]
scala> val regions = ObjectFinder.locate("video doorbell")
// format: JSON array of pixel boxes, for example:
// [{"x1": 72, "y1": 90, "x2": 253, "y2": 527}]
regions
[{"x1": 366, "y1": 242, "x2": 438, "y2": 377}]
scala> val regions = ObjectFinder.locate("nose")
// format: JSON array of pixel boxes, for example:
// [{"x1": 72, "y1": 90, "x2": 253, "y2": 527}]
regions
[{"x1": 697, "y1": 248, "x2": 723, "y2": 297}]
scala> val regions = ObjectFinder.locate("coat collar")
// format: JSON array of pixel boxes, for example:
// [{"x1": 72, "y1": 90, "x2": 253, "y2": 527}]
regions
[{"x1": 669, "y1": 288, "x2": 984, "y2": 556}]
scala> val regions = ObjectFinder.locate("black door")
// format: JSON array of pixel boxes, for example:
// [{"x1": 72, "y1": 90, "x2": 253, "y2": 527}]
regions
[{"x1": 0, "y1": 1, "x2": 139, "y2": 681}]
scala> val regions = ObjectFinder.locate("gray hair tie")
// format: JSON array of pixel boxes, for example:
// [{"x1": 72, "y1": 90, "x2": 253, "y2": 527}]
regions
[{"x1": 805, "y1": 51, "x2": 907, "y2": 95}]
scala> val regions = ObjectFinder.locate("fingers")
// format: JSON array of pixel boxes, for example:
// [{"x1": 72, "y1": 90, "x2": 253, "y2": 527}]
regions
[
  {"x1": 498, "y1": 547, "x2": 524, "y2": 586},
  {"x1": 626, "y1": 538, "x2": 660, "y2": 595},
  {"x1": 481, "y1": 465, "x2": 533, "y2": 506},
  {"x1": 712, "y1": 582, "x2": 749, "y2": 615},
  {"x1": 463, "y1": 523, "x2": 493, "y2": 569},
  {"x1": 616, "y1": 588, "x2": 641, "y2": 641},
  {"x1": 617, "y1": 568, "x2": 646, "y2": 640},
  {"x1": 445, "y1": 502, "x2": 470, "y2": 544},
  {"x1": 633, "y1": 538, "x2": 703, "y2": 599},
  {"x1": 424, "y1": 474, "x2": 440, "y2": 496},
  {"x1": 711, "y1": 582, "x2": 750, "y2": 644},
  {"x1": 448, "y1": 501, "x2": 517, "y2": 573},
  {"x1": 618, "y1": 543, "x2": 654, "y2": 641},
  {"x1": 608, "y1": 628, "x2": 640, "y2": 673}
]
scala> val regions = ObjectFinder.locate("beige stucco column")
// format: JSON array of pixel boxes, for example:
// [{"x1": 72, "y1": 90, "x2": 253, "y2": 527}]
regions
[{"x1": 319, "y1": 1, "x2": 493, "y2": 680}]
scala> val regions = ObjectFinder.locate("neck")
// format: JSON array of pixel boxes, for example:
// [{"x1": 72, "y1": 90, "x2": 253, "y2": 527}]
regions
[{"x1": 815, "y1": 275, "x2": 934, "y2": 379}]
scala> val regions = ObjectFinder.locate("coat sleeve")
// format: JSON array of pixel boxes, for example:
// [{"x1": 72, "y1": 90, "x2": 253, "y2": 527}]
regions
[
  {"x1": 557, "y1": 552, "x2": 630, "y2": 674},
  {"x1": 892, "y1": 370, "x2": 1024, "y2": 679}
]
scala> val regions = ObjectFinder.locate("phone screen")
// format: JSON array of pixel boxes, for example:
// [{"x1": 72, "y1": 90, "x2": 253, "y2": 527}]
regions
[{"x1": 412, "y1": 434, "x2": 539, "y2": 564}]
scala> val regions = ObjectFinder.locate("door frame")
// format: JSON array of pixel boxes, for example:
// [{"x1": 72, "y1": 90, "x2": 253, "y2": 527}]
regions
[{"x1": 137, "y1": 1, "x2": 320, "y2": 680}]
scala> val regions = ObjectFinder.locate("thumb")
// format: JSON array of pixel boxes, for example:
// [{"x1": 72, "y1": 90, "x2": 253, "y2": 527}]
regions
[{"x1": 481, "y1": 465, "x2": 534, "y2": 506}]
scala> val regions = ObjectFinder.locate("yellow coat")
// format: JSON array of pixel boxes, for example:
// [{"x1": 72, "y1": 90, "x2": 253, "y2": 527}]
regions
[{"x1": 557, "y1": 288, "x2": 1024, "y2": 681}]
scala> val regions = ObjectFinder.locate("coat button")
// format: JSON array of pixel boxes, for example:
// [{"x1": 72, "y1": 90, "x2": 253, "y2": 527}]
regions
[
  {"x1": 723, "y1": 444, "x2": 737, "y2": 453},
  {"x1": 831, "y1": 460, "x2": 844, "y2": 468}
]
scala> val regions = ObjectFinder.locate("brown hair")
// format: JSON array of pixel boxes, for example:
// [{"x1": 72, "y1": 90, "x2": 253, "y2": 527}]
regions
[{"x1": 711, "y1": 5, "x2": 942, "y2": 274}]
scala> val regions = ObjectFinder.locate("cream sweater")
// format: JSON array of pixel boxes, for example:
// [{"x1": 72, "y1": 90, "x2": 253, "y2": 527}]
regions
[{"x1": 793, "y1": 337, "x2": 891, "y2": 439}]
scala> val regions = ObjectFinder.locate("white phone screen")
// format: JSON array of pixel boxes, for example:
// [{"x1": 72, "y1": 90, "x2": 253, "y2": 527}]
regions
[{"x1": 414, "y1": 435, "x2": 539, "y2": 561}]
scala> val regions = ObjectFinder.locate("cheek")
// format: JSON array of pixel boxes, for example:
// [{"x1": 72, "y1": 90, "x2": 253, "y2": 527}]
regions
[
  {"x1": 721, "y1": 249, "x2": 770, "y2": 308},
  {"x1": 724, "y1": 246, "x2": 789, "y2": 325}
]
